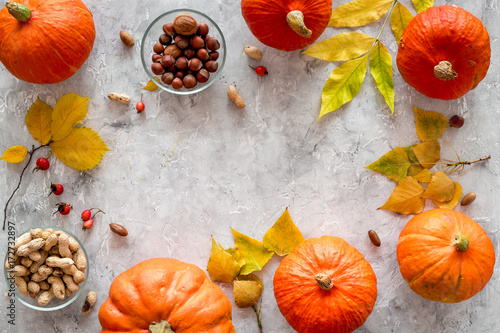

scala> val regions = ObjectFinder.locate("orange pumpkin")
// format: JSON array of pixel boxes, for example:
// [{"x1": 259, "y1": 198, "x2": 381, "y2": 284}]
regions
[
  {"x1": 273, "y1": 236, "x2": 377, "y2": 333},
  {"x1": 99, "y1": 258, "x2": 235, "y2": 333},
  {"x1": 241, "y1": 0, "x2": 332, "y2": 51},
  {"x1": 0, "y1": 0, "x2": 95, "y2": 84},
  {"x1": 396, "y1": 5, "x2": 490, "y2": 100},
  {"x1": 397, "y1": 209, "x2": 495, "y2": 303}
]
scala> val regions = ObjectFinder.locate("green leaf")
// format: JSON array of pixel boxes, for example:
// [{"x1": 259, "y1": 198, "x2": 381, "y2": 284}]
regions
[
  {"x1": 303, "y1": 32, "x2": 375, "y2": 62},
  {"x1": 369, "y1": 42, "x2": 394, "y2": 113},
  {"x1": 391, "y1": 3, "x2": 414, "y2": 43},
  {"x1": 366, "y1": 147, "x2": 411, "y2": 181},
  {"x1": 329, "y1": 0, "x2": 394, "y2": 27},
  {"x1": 232, "y1": 228, "x2": 273, "y2": 275},
  {"x1": 263, "y1": 208, "x2": 305, "y2": 256},
  {"x1": 414, "y1": 106, "x2": 448, "y2": 141},
  {"x1": 412, "y1": 0, "x2": 433, "y2": 13},
  {"x1": 319, "y1": 54, "x2": 368, "y2": 120}
]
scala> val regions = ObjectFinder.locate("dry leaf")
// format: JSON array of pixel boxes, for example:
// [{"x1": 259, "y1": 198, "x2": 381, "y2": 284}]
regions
[
  {"x1": 404, "y1": 146, "x2": 424, "y2": 177},
  {"x1": 234, "y1": 274, "x2": 263, "y2": 308},
  {"x1": 263, "y1": 208, "x2": 305, "y2": 256},
  {"x1": 412, "y1": 0, "x2": 434, "y2": 13},
  {"x1": 329, "y1": 0, "x2": 394, "y2": 27},
  {"x1": 422, "y1": 171, "x2": 455, "y2": 202},
  {"x1": 411, "y1": 140, "x2": 440, "y2": 169},
  {"x1": 1, "y1": 145, "x2": 28, "y2": 163},
  {"x1": 414, "y1": 168, "x2": 432, "y2": 183},
  {"x1": 433, "y1": 182, "x2": 462, "y2": 210},
  {"x1": 207, "y1": 237, "x2": 243, "y2": 283},
  {"x1": 380, "y1": 176, "x2": 425, "y2": 214},
  {"x1": 50, "y1": 127, "x2": 109, "y2": 171},
  {"x1": 232, "y1": 228, "x2": 273, "y2": 275},
  {"x1": 25, "y1": 99, "x2": 53, "y2": 145},
  {"x1": 414, "y1": 106, "x2": 448, "y2": 142},
  {"x1": 227, "y1": 248, "x2": 246, "y2": 269},
  {"x1": 366, "y1": 147, "x2": 411, "y2": 181},
  {"x1": 369, "y1": 41, "x2": 394, "y2": 113},
  {"x1": 391, "y1": 3, "x2": 413, "y2": 43},
  {"x1": 303, "y1": 32, "x2": 375, "y2": 62},
  {"x1": 51, "y1": 93, "x2": 89, "y2": 141},
  {"x1": 142, "y1": 77, "x2": 160, "y2": 91}
]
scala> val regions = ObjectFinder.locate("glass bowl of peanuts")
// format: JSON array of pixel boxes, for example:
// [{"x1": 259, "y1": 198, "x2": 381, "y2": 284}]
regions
[
  {"x1": 3, "y1": 226, "x2": 88, "y2": 311},
  {"x1": 140, "y1": 8, "x2": 227, "y2": 94}
]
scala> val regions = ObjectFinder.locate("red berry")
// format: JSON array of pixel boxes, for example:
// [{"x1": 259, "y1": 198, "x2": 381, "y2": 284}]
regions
[
  {"x1": 50, "y1": 184, "x2": 64, "y2": 196},
  {"x1": 255, "y1": 66, "x2": 268, "y2": 76},
  {"x1": 82, "y1": 219, "x2": 94, "y2": 230},
  {"x1": 136, "y1": 101, "x2": 145, "y2": 113},
  {"x1": 81, "y1": 209, "x2": 92, "y2": 221},
  {"x1": 35, "y1": 157, "x2": 50, "y2": 171},
  {"x1": 56, "y1": 203, "x2": 71, "y2": 215}
]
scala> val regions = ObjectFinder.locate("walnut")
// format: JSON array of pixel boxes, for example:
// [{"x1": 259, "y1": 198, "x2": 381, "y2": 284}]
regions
[{"x1": 173, "y1": 14, "x2": 198, "y2": 35}]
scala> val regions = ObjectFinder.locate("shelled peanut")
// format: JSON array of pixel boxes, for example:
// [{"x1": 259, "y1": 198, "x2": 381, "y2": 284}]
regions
[
  {"x1": 6, "y1": 229, "x2": 87, "y2": 306},
  {"x1": 151, "y1": 13, "x2": 220, "y2": 90}
]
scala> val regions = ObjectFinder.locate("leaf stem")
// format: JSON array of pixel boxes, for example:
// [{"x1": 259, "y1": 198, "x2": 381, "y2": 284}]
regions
[
  {"x1": 368, "y1": 0, "x2": 399, "y2": 54},
  {"x1": 446, "y1": 155, "x2": 491, "y2": 167},
  {"x1": 251, "y1": 305, "x2": 263, "y2": 333}
]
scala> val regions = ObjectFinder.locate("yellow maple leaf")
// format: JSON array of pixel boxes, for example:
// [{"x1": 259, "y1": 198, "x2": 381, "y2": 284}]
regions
[
  {"x1": 50, "y1": 127, "x2": 109, "y2": 171},
  {"x1": 232, "y1": 228, "x2": 273, "y2": 275},
  {"x1": 433, "y1": 182, "x2": 462, "y2": 210},
  {"x1": 411, "y1": 140, "x2": 440, "y2": 169},
  {"x1": 263, "y1": 208, "x2": 304, "y2": 256},
  {"x1": 234, "y1": 274, "x2": 263, "y2": 308},
  {"x1": 329, "y1": 0, "x2": 394, "y2": 27},
  {"x1": 414, "y1": 106, "x2": 448, "y2": 142},
  {"x1": 51, "y1": 93, "x2": 89, "y2": 141},
  {"x1": 25, "y1": 99, "x2": 53, "y2": 145},
  {"x1": 142, "y1": 77, "x2": 161, "y2": 91},
  {"x1": 207, "y1": 237, "x2": 243, "y2": 283},
  {"x1": 380, "y1": 176, "x2": 425, "y2": 214},
  {"x1": 1, "y1": 145, "x2": 28, "y2": 163},
  {"x1": 422, "y1": 171, "x2": 455, "y2": 202}
]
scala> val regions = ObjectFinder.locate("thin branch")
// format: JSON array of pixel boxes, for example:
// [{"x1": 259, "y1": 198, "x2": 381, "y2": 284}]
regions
[{"x1": 251, "y1": 305, "x2": 263, "y2": 333}]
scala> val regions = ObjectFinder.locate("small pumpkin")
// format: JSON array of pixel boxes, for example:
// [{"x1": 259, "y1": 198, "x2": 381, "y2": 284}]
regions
[
  {"x1": 396, "y1": 5, "x2": 491, "y2": 100},
  {"x1": 273, "y1": 236, "x2": 377, "y2": 333},
  {"x1": 0, "y1": 0, "x2": 96, "y2": 84},
  {"x1": 99, "y1": 258, "x2": 235, "y2": 333},
  {"x1": 241, "y1": 0, "x2": 332, "y2": 51},
  {"x1": 397, "y1": 209, "x2": 495, "y2": 303}
]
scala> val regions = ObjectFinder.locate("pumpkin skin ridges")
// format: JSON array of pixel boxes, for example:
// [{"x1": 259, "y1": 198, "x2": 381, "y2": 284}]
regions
[
  {"x1": 273, "y1": 236, "x2": 377, "y2": 333},
  {"x1": 397, "y1": 209, "x2": 495, "y2": 303},
  {"x1": 396, "y1": 5, "x2": 490, "y2": 100}
]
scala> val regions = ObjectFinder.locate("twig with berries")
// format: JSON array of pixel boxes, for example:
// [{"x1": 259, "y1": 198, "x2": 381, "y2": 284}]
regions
[{"x1": 81, "y1": 208, "x2": 105, "y2": 230}]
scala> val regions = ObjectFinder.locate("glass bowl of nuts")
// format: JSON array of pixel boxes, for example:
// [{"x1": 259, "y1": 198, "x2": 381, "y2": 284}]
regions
[
  {"x1": 141, "y1": 8, "x2": 226, "y2": 94},
  {"x1": 3, "y1": 226, "x2": 88, "y2": 311}
]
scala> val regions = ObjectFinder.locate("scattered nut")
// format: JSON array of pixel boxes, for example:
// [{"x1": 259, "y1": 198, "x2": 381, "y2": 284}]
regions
[
  {"x1": 461, "y1": 192, "x2": 476, "y2": 206},
  {"x1": 82, "y1": 291, "x2": 97, "y2": 316},
  {"x1": 368, "y1": 230, "x2": 381, "y2": 247},
  {"x1": 244, "y1": 46, "x2": 263, "y2": 60},
  {"x1": 119, "y1": 31, "x2": 135, "y2": 47},
  {"x1": 108, "y1": 93, "x2": 131, "y2": 104},
  {"x1": 109, "y1": 223, "x2": 128, "y2": 237},
  {"x1": 228, "y1": 86, "x2": 245, "y2": 109}
]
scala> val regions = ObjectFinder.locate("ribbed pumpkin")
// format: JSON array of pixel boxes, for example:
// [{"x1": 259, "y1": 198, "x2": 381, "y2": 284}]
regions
[
  {"x1": 396, "y1": 5, "x2": 491, "y2": 100},
  {"x1": 241, "y1": 0, "x2": 332, "y2": 51},
  {"x1": 397, "y1": 209, "x2": 495, "y2": 303},
  {"x1": 99, "y1": 258, "x2": 235, "y2": 333},
  {"x1": 0, "y1": 0, "x2": 95, "y2": 84},
  {"x1": 273, "y1": 236, "x2": 377, "y2": 333}
]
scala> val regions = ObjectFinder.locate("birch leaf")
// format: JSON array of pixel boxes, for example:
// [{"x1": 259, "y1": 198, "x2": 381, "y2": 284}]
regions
[
  {"x1": 414, "y1": 106, "x2": 448, "y2": 141},
  {"x1": 404, "y1": 146, "x2": 424, "y2": 176},
  {"x1": 25, "y1": 99, "x2": 53, "y2": 145},
  {"x1": 422, "y1": 171, "x2": 455, "y2": 202},
  {"x1": 142, "y1": 77, "x2": 160, "y2": 91},
  {"x1": 412, "y1": 0, "x2": 433, "y2": 13},
  {"x1": 391, "y1": 3, "x2": 414, "y2": 43},
  {"x1": 320, "y1": 54, "x2": 368, "y2": 120},
  {"x1": 369, "y1": 42, "x2": 394, "y2": 113},
  {"x1": 366, "y1": 147, "x2": 411, "y2": 181},
  {"x1": 379, "y1": 176, "x2": 425, "y2": 214},
  {"x1": 207, "y1": 237, "x2": 242, "y2": 283},
  {"x1": 411, "y1": 140, "x2": 440, "y2": 169},
  {"x1": 232, "y1": 228, "x2": 273, "y2": 275},
  {"x1": 234, "y1": 274, "x2": 263, "y2": 308},
  {"x1": 263, "y1": 208, "x2": 305, "y2": 256},
  {"x1": 51, "y1": 93, "x2": 89, "y2": 141},
  {"x1": 1, "y1": 145, "x2": 28, "y2": 163},
  {"x1": 303, "y1": 32, "x2": 375, "y2": 62},
  {"x1": 433, "y1": 182, "x2": 462, "y2": 210},
  {"x1": 414, "y1": 168, "x2": 432, "y2": 183},
  {"x1": 329, "y1": 0, "x2": 394, "y2": 27},
  {"x1": 50, "y1": 127, "x2": 109, "y2": 171}
]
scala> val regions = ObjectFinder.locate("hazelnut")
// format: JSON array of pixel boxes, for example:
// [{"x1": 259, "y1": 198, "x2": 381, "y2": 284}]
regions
[
  {"x1": 184, "y1": 48, "x2": 195, "y2": 59},
  {"x1": 171, "y1": 77, "x2": 183, "y2": 89},
  {"x1": 183, "y1": 74, "x2": 197, "y2": 89},
  {"x1": 206, "y1": 37, "x2": 220, "y2": 51},
  {"x1": 174, "y1": 35, "x2": 190, "y2": 49},
  {"x1": 162, "y1": 23, "x2": 177, "y2": 37},
  {"x1": 196, "y1": 69, "x2": 210, "y2": 83},
  {"x1": 165, "y1": 64, "x2": 176, "y2": 72},
  {"x1": 175, "y1": 57, "x2": 188, "y2": 70},
  {"x1": 197, "y1": 22, "x2": 209, "y2": 36},
  {"x1": 205, "y1": 60, "x2": 218, "y2": 73},
  {"x1": 161, "y1": 54, "x2": 174, "y2": 68},
  {"x1": 196, "y1": 48, "x2": 209, "y2": 61},
  {"x1": 173, "y1": 14, "x2": 198, "y2": 35},
  {"x1": 188, "y1": 58, "x2": 202, "y2": 71},
  {"x1": 175, "y1": 71, "x2": 185, "y2": 79},
  {"x1": 153, "y1": 42, "x2": 164, "y2": 54},
  {"x1": 164, "y1": 44, "x2": 182, "y2": 59},
  {"x1": 159, "y1": 34, "x2": 172, "y2": 45},
  {"x1": 161, "y1": 72, "x2": 174, "y2": 85},
  {"x1": 190, "y1": 35, "x2": 205, "y2": 49},
  {"x1": 209, "y1": 51, "x2": 219, "y2": 60},
  {"x1": 152, "y1": 54, "x2": 162, "y2": 63},
  {"x1": 151, "y1": 63, "x2": 165, "y2": 75}
]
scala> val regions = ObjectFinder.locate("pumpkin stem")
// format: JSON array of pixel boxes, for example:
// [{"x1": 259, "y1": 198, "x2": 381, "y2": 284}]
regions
[
  {"x1": 314, "y1": 274, "x2": 333, "y2": 291},
  {"x1": 286, "y1": 10, "x2": 312, "y2": 39},
  {"x1": 149, "y1": 320, "x2": 174, "y2": 333},
  {"x1": 452, "y1": 235, "x2": 469, "y2": 252},
  {"x1": 434, "y1": 61, "x2": 458, "y2": 81},
  {"x1": 6, "y1": 2, "x2": 31, "y2": 22}
]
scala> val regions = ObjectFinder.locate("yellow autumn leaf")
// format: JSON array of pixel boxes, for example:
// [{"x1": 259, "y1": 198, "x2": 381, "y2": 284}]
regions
[
  {"x1": 422, "y1": 171, "x2": 455, "y2": 202},
  {"x1": 414, "y1": 106, "x2": 448, "y2": 142},
  {"x1": 263, "y1": 208, "x2": 305, "y2": 256},
  {"x1": 207, "y1": 237, "x2": 243, "y2": 283},
  {"x1": 329, "y1": 0, "x2": 394, "y2": 27},
  {"x1": 391, "y1": 3, "x2": 413, "y2": 44},
  {"x1": 303, "y1": 32, "x2": 375, "y2": 62},
  {"x1": 433, "y1": 182, "x2": 462, "y2": 210},
  {"x1": 404, "y1": 146, "x2": 424, "y2": 177},
  {"x1": 25, "y1": 99, "x2": 53, "y2": 145},
  {"x1": 232, "y1": 228, "x2": 273, "y2": 275},
  {"x1": 369, "y1": 41, "x2": 394, "y2": 113},
  {"x1": 411, "y1": 140, "x2": 440, "y2": 169},
  {"x1": 234, "y1": 274, "x2": 263, "y2": 308},
  {"x1": 227, "y1": 248, "x2": 246, "y2": 269},
  {"x1": 1, "y1": 145, "x2": 28, "y2": 163},
  {"x1": 51, "y1": 93, "x2": 89, "y2": 141},
  {"x1": 414, "y1": 168, "x2": 432, "y2": 182},
  {"x1": 50, "y1": 127, "x2": 109, "y2": 171},
  {"x1": 142, "y1": 77, "x2": 161, "y2": 91},
  {"x1": 412, "y1": 0, "x2": 433, "y2": 13},
  {"x1": 320, "y1": 54, "x2": 368, "y2": 120},
  {"x1": 380, "y1": 176, "x2": 425, "y2": 214},
  {"x1": 366, "y1": 147, "x2": 411, "y2": 182}
]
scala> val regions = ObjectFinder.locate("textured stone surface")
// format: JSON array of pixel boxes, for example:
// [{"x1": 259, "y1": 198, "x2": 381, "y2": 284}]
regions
[{"x1": 0, "y1": 0, "x2": 499, "y2": 332}]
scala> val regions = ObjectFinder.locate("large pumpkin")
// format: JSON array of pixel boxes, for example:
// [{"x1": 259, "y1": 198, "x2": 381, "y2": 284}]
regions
[
  {"x1": 396, "y1": 5, "x2": 490, "y2": 100},
  {"x1": 241, "y1": 0, "x2": 332, "y2": 51},
  {"x1": 0, "y1": 0, "x2": 95, "y2": 84},
  {"x1": 99, "y1": 258, "x2": 235, "y2": 333},
  {"x1": 397, "y1": 209, "x2": 495, "y2": 303},
  {"x1": 273, "y1": 236, "x2": 377, "y2": 333}
]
